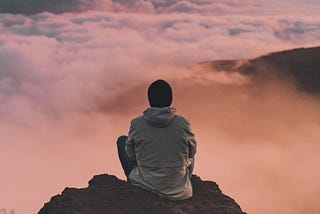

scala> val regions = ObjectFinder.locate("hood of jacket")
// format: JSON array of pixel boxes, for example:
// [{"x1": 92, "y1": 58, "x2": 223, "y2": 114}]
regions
[{"x1": 143, "y1": 107, "x2": 176, "y2": 128}]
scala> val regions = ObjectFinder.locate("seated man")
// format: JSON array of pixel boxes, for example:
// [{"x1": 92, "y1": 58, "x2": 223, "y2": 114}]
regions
[{"x1": 117, "y1": 79, "x2": 196, "y2": 200}]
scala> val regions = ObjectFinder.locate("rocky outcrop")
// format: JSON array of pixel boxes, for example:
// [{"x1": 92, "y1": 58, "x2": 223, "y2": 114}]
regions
[{"x1": 39, "y1": 174, "x2": 246, "y2": 214}]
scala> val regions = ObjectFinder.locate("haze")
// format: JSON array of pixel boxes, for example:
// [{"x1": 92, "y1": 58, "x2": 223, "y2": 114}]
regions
[{"x1": 0, "y1": 0, "x2": 319, "y2": 213}]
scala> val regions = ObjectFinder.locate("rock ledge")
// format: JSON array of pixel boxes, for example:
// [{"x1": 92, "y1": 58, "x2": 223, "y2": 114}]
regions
[{"x1": 39, "y1": 174, "x2": 246, "y2": 214}]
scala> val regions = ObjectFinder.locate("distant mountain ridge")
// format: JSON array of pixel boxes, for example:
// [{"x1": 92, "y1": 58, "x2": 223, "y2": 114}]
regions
[{"x1": 200, "y1": 46, "x2": 320, "y2": 93}]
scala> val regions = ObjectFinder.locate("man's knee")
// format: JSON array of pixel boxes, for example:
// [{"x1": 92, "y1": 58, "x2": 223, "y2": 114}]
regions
[{"x1": 117, "y1": 135, "x2": 128, "y2": 147}]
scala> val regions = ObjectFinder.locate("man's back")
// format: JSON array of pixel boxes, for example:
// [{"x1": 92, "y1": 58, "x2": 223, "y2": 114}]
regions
[{"x1": 125, "y1": 107, "x2": 196, "y2": 200}]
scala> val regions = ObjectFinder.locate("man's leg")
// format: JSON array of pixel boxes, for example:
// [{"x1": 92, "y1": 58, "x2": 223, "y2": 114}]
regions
[{"x1": 117, "y1": 135, "x2": 135, "y2": 178}]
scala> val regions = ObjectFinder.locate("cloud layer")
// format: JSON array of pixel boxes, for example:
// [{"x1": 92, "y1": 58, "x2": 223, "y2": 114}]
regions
[{"x1": 1, "y1": 11, "x2": 319, "y2": 121}]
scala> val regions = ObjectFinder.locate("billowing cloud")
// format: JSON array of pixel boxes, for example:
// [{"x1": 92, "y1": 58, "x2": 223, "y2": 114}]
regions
[
  {"x1": 0, "y1": 11, "x2": 319, "y2": 122},
  {"x1": 0, "y1": 1, "x2": 320, "y2": 214}
]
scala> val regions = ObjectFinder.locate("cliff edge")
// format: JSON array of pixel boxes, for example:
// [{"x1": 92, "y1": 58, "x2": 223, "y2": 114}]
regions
[{"x1": 38, "y1": 174, "x2": 245, "y2": 214}]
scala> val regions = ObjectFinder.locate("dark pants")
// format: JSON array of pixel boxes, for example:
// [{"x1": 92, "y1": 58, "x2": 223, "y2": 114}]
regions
[
  {"x1": 117, "y1": 136, "x2": 194, "y2": 178},
  {"x1": 117, "y1": 135, "x2": 135, "y2": 178}
]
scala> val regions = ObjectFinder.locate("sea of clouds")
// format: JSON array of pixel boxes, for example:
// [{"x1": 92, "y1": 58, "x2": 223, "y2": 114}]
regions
[{"x1": 0, "y1": 0, "x2": 320, "y2": 213}]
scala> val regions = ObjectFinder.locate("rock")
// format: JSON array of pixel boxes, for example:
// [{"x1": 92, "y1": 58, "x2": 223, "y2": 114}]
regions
[{"x1": 38, "y1": 174, "x2": 246, "y2": 214}]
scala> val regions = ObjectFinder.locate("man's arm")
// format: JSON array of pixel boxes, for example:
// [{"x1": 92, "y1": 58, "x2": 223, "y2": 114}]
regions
[
  {"x1": 184, "y1": 119, "x2": 197, "y2": 158},
  {"x1": 125, "y1": 122, "x2": 136, "y2": 161}
]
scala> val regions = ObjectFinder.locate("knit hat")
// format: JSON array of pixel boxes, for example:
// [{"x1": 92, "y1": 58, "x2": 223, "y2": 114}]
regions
[{"x1": 147, "y1": 79, "x2": 173, "y2": 107}]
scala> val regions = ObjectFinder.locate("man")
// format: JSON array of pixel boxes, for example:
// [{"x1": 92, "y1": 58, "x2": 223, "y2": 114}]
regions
[{"x1": 117, "y1": 79, "x2": 196, "y2": 200}]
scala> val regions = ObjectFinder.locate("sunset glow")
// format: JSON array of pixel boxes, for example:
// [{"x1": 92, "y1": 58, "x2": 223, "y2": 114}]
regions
[{"x1": 0, "y1": 1, "x2": 320, "y2": 214}]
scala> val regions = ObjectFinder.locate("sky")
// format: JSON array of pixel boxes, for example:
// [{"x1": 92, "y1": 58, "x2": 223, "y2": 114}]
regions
[{"x1": 0, "y1": 0, "x2": 320, "y2": 213}]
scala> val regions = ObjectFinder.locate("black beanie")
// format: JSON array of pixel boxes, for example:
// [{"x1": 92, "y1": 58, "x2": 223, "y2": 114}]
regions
[{"x1": 148, "y1": 79, "x2": 173, "y2": 107}]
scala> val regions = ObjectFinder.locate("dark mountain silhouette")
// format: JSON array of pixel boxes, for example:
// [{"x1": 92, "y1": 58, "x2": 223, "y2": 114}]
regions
[
  {"x1": 200, "y1": 46, "x2": 320, "y2": 93},
  {"x1": 38, "y1": 174, "x2": 246, "y2": 214},
  {"x1": 0, "y1": 0, "x2": 91, "y2": 14}
]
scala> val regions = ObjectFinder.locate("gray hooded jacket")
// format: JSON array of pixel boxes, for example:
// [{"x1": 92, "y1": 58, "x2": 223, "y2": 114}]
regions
[{"x1": 125, "y1": 107, "x2": 196, "y2": 200}]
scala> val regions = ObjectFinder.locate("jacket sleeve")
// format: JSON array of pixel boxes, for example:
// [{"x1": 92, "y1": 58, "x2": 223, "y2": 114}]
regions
[
  {"x1": 125, "y1": 121, "x2": 136, "y2": 161},
  {"x1": 183, "y1": 119, "x2": 197, "y2": 158}
]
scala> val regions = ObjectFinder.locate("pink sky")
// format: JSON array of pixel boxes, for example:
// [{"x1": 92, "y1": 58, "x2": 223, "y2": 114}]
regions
[{"x1": 0, "y1": 1, "x2": 320, "y2": 213}]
